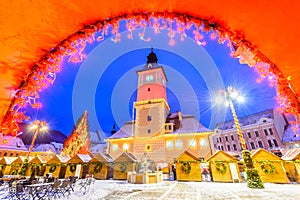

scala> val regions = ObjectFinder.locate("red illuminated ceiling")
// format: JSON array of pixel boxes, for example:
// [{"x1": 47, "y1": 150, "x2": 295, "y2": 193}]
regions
[{"x1": 0, "y1": 0, "x2": 300, "y2": 131}]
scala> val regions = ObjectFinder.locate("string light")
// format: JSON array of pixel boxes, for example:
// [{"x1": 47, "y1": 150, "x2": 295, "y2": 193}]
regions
[{"x1": 1, "y1": 12, "x2": 299, "y2": 135}]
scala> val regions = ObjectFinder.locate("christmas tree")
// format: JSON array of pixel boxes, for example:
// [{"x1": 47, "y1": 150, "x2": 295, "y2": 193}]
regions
[{"x1": 61, "y1": 110, "x2": 91, "y2": 157}]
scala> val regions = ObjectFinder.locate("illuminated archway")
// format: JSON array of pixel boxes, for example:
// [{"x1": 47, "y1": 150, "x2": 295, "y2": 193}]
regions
[{"x1": 1, "y1": 12, "x2": 299, "y2": 135}]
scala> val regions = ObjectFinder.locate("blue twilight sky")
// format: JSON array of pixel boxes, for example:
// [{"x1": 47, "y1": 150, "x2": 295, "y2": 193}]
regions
[{"x1": 26, "y1": 21, "x2": 277, "y2": 137}]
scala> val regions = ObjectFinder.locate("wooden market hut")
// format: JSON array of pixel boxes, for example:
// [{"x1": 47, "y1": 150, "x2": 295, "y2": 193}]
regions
[
  {"x1": 282, "y1": 148, "x2": 300, "y2": 183},
  {"x1": 113, "y1": 152, "x2": 138, "y2": 180},
  {"x1": 89, "y1": 153, "x2": 113, "y2": 180},
  {"x1": 66, "y1": 154, "x2": 92, "y2": 178},
  {"x1": 251, "y1": 148, "x2": 289, "y2": 183},
  {"x1": 175, "y1": 151, "x2": 202, "y2": 181},
  {"x1": 207, "y1": 150, "x2": 242, "y2": 183},
  {"x1": 25, "y1": 155, "x2": 47, "y2": 177},
  {"x1": 9, "y1": 156, "x2": 34, "y2": 175},
  {"x1": 45, "y1": 155, "x2": 70, "y2": 178},
  {"x1": 0, "y1": 157, "x2": 17, "y2": 175}
]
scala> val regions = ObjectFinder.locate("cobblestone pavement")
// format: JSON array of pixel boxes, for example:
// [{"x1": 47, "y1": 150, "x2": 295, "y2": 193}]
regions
[{"x1": 68, "y1": 180, "x2": 300, "y2": 200}]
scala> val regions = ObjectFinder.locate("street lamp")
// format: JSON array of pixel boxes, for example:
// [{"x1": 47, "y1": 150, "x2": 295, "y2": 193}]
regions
[
  {"x1": 216, "y1": 86, "x2": 264, "y2": 189},
  {"x1": 27, "y1": 120, "x2": 48, "y2": 157}
]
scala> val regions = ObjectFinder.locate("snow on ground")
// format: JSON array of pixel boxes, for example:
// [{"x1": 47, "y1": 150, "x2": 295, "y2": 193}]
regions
[{"x1": 1, "y1": 180, "x2": 300, "y2": 200}]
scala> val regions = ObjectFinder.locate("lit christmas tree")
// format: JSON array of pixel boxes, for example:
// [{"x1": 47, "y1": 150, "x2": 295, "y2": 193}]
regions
[{"x1": 61, "y1": 110, "x2": 91, "y2": 157}]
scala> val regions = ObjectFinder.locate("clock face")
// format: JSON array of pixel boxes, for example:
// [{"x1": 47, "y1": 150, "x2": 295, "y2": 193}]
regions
[{"x1": 146, "y1": 75, "x2": 153, "y2": 82}]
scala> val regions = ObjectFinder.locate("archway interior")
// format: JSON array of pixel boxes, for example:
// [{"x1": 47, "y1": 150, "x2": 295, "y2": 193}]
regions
[{"x1": 0, "y1": 13, "x2": 295, "y2": 135}]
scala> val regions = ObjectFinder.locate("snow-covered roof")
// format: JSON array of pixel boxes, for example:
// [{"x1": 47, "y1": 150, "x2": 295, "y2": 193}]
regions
[
  {"x1": 56, "y1": 155, "x2": 70, "y2": 163},
  {"x1": 281, "y1": 148, "x2": 300, "y2": 160},
  {"x1": 77, "y1": 154, "x2": 92, "y2": 163},
  {"x1": 89, "y1": 130, "x2": 106, "y2": 144},
  {"x1": 50, "y1": 142, "x2": 63, "y2": 149},
  {"x1": 0, "y1": 136, "x2": 27, "y2": 151},
  {"x1": 215, "y1": 109, "x2": 275, "y2": 130},
  {"x1": 0, "y1": 157, "x2": 18, "y2": 164},
  {"x1": 33, "y1": 144, "x2": 57, "y2": 152},
  {"x1": 108, "y1": 121, "x2": 133, "y2": 139},
  {"x1": 91, "y1": 143, "x2": 107, "y2": 154},
  {"x1": 167, "y1": 115, "x2": 212, "y2": 134},
  {"x1": 282, "y1": 125, "x2": 300, "y2": 143}
]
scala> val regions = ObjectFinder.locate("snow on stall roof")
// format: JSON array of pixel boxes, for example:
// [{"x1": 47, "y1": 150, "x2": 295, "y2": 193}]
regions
[
  {"x1": 281, "y1": 148, "x2": 300, "y2": 160},
  {"x1": 77, "y1": 154, "x2": 92, "y2": 162},
  {"x1": 56, "y1": 155, "x2": 70, "y2": 163}
]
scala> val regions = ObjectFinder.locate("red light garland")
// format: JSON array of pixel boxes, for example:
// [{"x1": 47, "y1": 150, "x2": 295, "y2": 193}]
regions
[{"x1": 1, "y1": 12, "x2": 299, "y2": 135}]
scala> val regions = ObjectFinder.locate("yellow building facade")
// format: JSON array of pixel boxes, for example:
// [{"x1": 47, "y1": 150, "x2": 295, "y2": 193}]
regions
[{"x1": 106, "y1": 50, "x2": 214, "y2": 165}]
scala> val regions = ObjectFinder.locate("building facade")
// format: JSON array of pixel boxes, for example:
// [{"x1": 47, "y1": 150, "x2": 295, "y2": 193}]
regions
[
  {"x1": 213, "y1": 109, "x2": 288, "y2": 157},
  {"x1": 106, "y1": 50, "x2": 214, "y2": 164}
]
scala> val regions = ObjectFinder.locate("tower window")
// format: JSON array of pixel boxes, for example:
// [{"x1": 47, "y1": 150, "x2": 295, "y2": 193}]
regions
[
  {"x1": 147, "y1": 129, "x2": 151, "y2": 134},
  {"x1": 148, "y1": 88, "x2": 150, "y2": 92},
  {"x1": 255, "y1": 131, "x2": 259, "y2": 137},
  {"x1": 264, "y1": 129, "x2": 268, "y2": 136},
  {"x1": 258, "y1": 141, "x2": 263, "y2": 148},
  {"x1": 225, "y1": 136, "x2": 228, "y2": 142},
  {"x1": 147, "y1": 116, "x2": 152, "y2": 121},
  {"x1": 269, "y1": 128, "x2": 274, "y2": 135},
  {"x1": 146, "y1": 144, "x2": 151, "y2": 151}
]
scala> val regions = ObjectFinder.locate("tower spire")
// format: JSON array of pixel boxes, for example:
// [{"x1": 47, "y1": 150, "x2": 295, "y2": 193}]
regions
[{"x1": 147, "y1": 48, "x2": 158, "y2": 64}]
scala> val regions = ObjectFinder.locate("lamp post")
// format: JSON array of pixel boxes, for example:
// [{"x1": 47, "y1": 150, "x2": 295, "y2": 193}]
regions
[
  {"x1": 216, "y1": 86, "x2": 264, "y2": 189},
  {"x1": 27, "y1": 120, "x2": 48, "y2": 157}
]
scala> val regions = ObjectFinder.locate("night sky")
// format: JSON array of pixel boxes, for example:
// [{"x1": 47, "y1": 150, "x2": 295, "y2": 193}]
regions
[{"x1": 26, "y1": 21, "x2": 277, "y2": 137}]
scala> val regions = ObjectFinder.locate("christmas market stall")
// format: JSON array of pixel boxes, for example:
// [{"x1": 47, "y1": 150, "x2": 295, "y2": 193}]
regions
[
  {"x1": 25, "y1": 156, "x2": 45, "y2": 176},
  {"x1": 251, "y1": 148, "x2": 289, "y2": 183},
  {"x1": 45, "y1": 155, "x2": 70, "y2": 178},
  {"x1": 281, "y1": 148, "x2": 300, "y2": 183},
  {"x1": 10, "y1": 156, "x2": 33, "y2": 176},
  {"x1": 175, "y1": 151, "x2": 202, "y2": 181},
  {"x1": 66, "y1": 154, "x2": 92, "y2": 178},
  {"x1": 0, "y1": 157, "x2": 17, "y2": 176},
  {"x1": 113, "y1": 152, "x2": 138, "y2": 180},
  {"x1": 207, "y1": 150, "x2": 241, "y2": 183},
  {"x1": 89, "y1": 153, "x2": 113, "y2": 180}
]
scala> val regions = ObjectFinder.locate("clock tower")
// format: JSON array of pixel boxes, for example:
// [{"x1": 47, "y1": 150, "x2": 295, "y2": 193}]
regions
[{"x1": 134, "y1": 49, "x2": 170, "y2": 137}]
